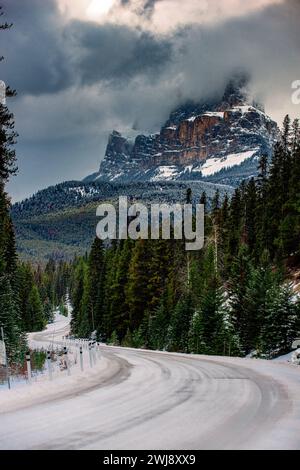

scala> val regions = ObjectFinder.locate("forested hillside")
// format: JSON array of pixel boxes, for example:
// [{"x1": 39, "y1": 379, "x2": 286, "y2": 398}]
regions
[{"x1": 11, "y1": 180, "x2": 232, "y2": 263}]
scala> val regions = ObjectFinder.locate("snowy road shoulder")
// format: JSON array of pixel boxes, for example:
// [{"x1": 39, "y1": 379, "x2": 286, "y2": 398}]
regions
[
  {"x1": 0, "y1": 314, "x2": 130, "y2": 414},
  {"x1": 1, "y1": 316, "x2": 300, "y2": 449}
]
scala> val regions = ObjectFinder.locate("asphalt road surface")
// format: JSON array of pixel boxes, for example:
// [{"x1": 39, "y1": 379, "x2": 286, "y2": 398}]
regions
[{"x1": 0, "y1": 317, "x2": 299, "y2": 450}]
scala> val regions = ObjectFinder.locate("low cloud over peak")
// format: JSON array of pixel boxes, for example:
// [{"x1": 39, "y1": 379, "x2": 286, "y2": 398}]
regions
[{"x1": 1, "y1": 0, "x2": 299, "y2": 201}]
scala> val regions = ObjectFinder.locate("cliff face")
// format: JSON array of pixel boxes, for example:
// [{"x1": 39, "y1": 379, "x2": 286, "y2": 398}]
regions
[{"x1": 85, "y1": 81, "x2": 279, "y2": 187}]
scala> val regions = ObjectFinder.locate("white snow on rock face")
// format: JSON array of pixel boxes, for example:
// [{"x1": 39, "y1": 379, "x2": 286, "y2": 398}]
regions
[
  {"x1": 83, "y1": 81, "x2": 279, "y2": 187},
  {"x1": 151, "y1": 166, "x2": 179, "y2": 181},
  {"x1": 201, "y1": 149, "x2": 258, "y2": 177},
  {"x1": 202, "y1": 112, "x2": 224, "y2": 118}
]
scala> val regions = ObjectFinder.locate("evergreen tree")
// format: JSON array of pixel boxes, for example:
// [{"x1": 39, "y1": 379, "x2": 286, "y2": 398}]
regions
[
  {"x1": 186, "y1": 187, "x2": 192, "y2": 204},
  {"x1": 244, "y1": 178, "x2": 257, "y2": 254},
  {"x1": 149, "y1": 292, "x2": 170, "y2": 350},
  {"x1": 291, "y1": 118, "x2": 300, "y2": 153},
  {"x1": 126, "y1": 239, "x2": 152, "y2": 332},
  {"x1": 70, "y1": 259, "x2": 88, "y2": 336},
  {"x1": 0, "y1": 275, "x2": 25, "y2": 361},
  {"x1": 282, "y1": 114, "x2": 291, "y2": 151},
  {"x1": 167, "y1": 293, "x2": 193, "y2": 352},
  {"x1": 26, "y1": 285, "x2": 46, "y2": 332},
  {"x1": 242, "y1": 261, "x2": 279, "y2": 353},
  {"x1": 227, "y1": 244, "x2": 252, "y2": 353},
  {"x1": 86, "y1": 237, "x2": 105, "y2": 335},
  {"x1": 103, "y1": 240, "x2": 129, "y2": 340},
  {"x1": 260, "y1": 284, "x2": 300, "y2": 357}
]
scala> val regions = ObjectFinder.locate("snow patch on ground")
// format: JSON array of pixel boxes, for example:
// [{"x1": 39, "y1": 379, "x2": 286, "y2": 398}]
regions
[
  {"x1": 272, "y1": 348, "x2": 300, "y2": 365},
  {"x1": 0, "y1": 313, "x2": 111, "y2": 410}
]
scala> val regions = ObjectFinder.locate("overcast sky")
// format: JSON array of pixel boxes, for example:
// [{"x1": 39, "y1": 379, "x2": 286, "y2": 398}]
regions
[{"x1": 1, "y1": 0, "x2": 299, "y2": 201}]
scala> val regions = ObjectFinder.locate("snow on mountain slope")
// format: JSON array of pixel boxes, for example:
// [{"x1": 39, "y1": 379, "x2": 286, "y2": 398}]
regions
[
  {"x1": 151, "y1": 165, "x2": 180, "y2": 181},
  {"x1": 201, "y1": 149, "x2": 259, "y2": 177},
  {"x1": 84, "y1": 79, "x2": 279, "y2": 187}
]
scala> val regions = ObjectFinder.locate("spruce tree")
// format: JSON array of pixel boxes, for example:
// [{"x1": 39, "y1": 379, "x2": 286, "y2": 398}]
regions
[
  {"x1": 126, "y1": 239, "x2": 152, "y2": 332},
  {"x1": 26, "y1": 285, "x2": 46, "y2": 332},
  {"x1": 103, "y1": 240, "x2": 130, "y2": 340},
  {"x1": 149, "y1": 292, "x2": 170, "y2": 350},
  {"x1": 260, "y1": 284, "x2": 300, "y2": 357},
  {"x1": 0, "y1": 275, "x2": 25, "y2": 361},
  {"x1": 227, "y1": 244, "x2": 252, "y2": 353},
  {"x1": 167, "y1": 293, "x2": 193, "y2": 353},
  {"x1": 86, "y1": 237, "x2": 105, "y2": 336}
]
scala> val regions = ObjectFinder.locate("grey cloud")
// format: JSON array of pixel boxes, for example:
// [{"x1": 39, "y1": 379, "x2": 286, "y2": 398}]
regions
[
  {"x1": 2, "y1": 0, "x2": 299, "y2": 106},
  {"x1": 1, "y1": 0, "x2": 74, "y2": 94},
  {"x1": 2, "y1": 0, "x2": 300, "y2": 202},
  {"x1": 68, "y1": 21, "x2": 172, "y2": 86},
  {"x1": 0, "y1": 0, "x2": 173, "y2": 95},
  {"x1": 119, "y1": 0, "x2": 162, "y2": 17}
]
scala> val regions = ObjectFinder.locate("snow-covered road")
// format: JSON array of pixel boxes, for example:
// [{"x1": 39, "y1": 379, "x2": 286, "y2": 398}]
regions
[{"x1": 0, "y1": 315, "x2": 299, "y2": 450}]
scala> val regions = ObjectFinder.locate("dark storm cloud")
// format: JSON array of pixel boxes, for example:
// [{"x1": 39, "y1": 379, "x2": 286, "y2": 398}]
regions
[
  {"x1": 2, "y1": 0, "x2": 300, "y2": 202},
  {"x1": 68, "y1": 21, "x2": 172, "y2": 86},
  {"x1": 1, "y1": 0, "x2": 73, "y2": 94},
  {"x1": 2, "y1": 0, "x2": 299, "y2": 102},
  {"x1": 0, "y1": 0, "x2": 173, "y2": 95},
  {"x1": 119, "y1": 0, "x2": 161, "y2": 14}
]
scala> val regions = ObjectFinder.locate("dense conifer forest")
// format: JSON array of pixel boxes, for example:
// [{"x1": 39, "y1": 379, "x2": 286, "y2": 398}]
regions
[{"x1": 70, "y1": 116, "x2": 300, "y2": 358}]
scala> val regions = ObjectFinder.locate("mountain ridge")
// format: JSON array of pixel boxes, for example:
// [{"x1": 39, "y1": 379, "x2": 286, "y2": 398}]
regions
[
  {"x1": 12, "y1": 179, "x2": 232, "y2": 262},
  {"x1": 84, "y1": 79, "x2": 279, "y2": 187}
]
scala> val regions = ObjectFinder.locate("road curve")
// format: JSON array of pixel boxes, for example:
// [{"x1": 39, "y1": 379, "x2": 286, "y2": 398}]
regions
[{"x1": 0, "y1": 323, "x2": 299, "y2": 449}]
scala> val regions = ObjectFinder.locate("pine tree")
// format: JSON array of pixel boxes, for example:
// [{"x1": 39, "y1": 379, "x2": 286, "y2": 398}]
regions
[
  {"x1": 86, "y1": 237, "x2": 105, "y2": 336},
  {"x1": 189, "y1": 277, "x2": 229, "y2": 355},
  {"x1": 149, "y1": 292, "x2": 170, "y2": 350},
  {"x1": 244, "y1": 178, "x2": 257, "y2": 254},
  {"x1": 260, "y1": 284, "x2": 300, "y2": 357},
  {"x1": 26, "y1": 285, "x2": 46, "y2": 332},
  {"x1": 186, "y1": 187, "x2": 192, "y2": 204},
  {"x1": 167, "y1": 293, "x2": 193, "y2": 352},
  {"x1": 224, "y1": 187, "x2": 242, "y2": 267},
  {"x1": 104, "y1": 240, "x2": 132, "y2": 340},
  {"x1": 242, "y1": 262, "x2": 279, "y2": 353},
  {"x1": 70, "y1": 259, "x2": 88, "y2": 336},
  {"x1": 227, "y1": 244, "x2": 252, "y2": 353},
  {"x1": 282, "y1": 114, "x2": 291, "y2": 152},
  {"x1": 126, "y1": 239, "x2": 152, "y2": 332},
  {"x1": 291, "y1": 118, "x2": 300, "y2": 153},
  {"x1": 0, "y1": 275, "x2": 25, "y2": 361}
]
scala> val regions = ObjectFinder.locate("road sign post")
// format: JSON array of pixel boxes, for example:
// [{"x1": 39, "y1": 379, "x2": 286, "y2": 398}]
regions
[
  {"x1": 47, "y1": 350, "x2": 53, "y2": 381},
  {"x1": 64, "y1": 346, "x2": 71, "y2": 376},
  {"x1": 79, "y1": 346, "x2": 84, "y2": 371},
  {"x1": 26, "y1": 351, "x2": 32, "y2": 384},
  {"x1": 97, "y1": 342, "x2": 101, "y2": 360},
  {"x1": 92, "y1": 341, "x2": 97, "y2": 365},
  {"x1": 0, "y1": 326, "x2": 10, "y2": 390},
  {"x1": 88, "y1": 342, "x2": 93, "y2": 368}
]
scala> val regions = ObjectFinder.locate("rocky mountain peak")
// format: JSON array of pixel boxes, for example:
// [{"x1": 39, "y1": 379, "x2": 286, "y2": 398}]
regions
[{"x1": 84, "y1": 77, "x2": 279, "y2": 187}]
